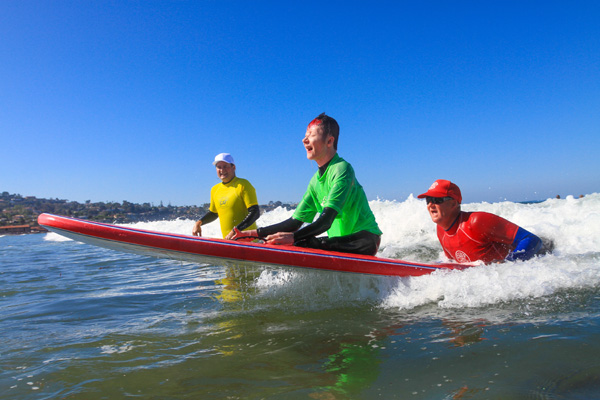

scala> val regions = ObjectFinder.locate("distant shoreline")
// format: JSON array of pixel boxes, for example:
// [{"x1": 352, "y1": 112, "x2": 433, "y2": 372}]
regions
[
  {"x1": 0, "y1": 224, "x2": 48, "y2": 235},
  {"x1": 1, "y1": 191, "x2": 296, "y2": 234}
]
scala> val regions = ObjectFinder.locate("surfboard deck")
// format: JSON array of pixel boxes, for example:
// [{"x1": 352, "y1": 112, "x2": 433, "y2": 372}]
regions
[{"x1": 37, "y1": 213, "x2": 473, "y2": 277}]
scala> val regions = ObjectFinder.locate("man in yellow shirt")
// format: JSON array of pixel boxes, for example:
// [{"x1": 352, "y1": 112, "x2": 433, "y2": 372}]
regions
[{"x1": 192, "y1": 153, "x2": 260, "y2": 239}]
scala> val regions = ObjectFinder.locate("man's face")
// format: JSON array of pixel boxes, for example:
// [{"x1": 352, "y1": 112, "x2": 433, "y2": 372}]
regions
[
  {"x1": 303, "y1": 124, "x2": 333, "y2": 165},
  {"x1": 427, "y1": 197, "x2": 460, "y2": 229},
  {"x1": 215, "y1": 161, "x2": 235, "y2": 183}
]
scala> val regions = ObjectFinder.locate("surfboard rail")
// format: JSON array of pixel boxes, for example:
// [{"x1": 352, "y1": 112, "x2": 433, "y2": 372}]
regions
[{"x1": 37, "y1": 213, "x2": 472, "y2": 277}]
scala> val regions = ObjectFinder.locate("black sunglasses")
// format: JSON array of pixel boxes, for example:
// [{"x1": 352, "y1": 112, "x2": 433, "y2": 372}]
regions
[{"x1": 426, "y1": 196, "x2": 453, "y2": 205}]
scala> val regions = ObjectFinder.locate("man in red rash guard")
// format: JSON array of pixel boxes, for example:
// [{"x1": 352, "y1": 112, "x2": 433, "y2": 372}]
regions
[{"x1": 418, "y1": 179, "x2": 542, "y2": 264}]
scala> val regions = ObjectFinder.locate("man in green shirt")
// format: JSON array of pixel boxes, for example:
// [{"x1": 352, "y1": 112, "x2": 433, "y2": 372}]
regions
[{"x1": 235, "y1": 113, "x2": 381, "y2": 255}]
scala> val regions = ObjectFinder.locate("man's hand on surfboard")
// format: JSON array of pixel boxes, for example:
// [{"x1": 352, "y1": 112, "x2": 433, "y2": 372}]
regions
[
  {"x1": 225, "y1": 227, "x2": 242, "y2": 240},
  {"x1": 229, "y1": 228, "x2": 257, "y2": 241},
  {"x1": 265, "y1": 232, "x2": 294, "y2": 245},
  {"x1": 192, "y1": 221, "x2": 202, "y2": 236}
]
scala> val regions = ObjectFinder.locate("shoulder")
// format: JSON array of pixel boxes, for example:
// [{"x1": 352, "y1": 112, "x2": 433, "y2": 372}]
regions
[
  {"x1": 468, "y1": 212, "x2": 508, "y2": 226},
  {"x1": 331, "y1": 154, "x2": 351, "y2": 168},
  {"x1": 235, "y1": 177, "x2": 254, "y2": 187},
  {"x1": 464, "y1": 212, "x2": 495, "y2": 230},
  {"x1": 328, "y1": 155, "x2": 354, "y2": 177},
  {"x1": 466, "y1": 212, "x2": 519, "y2": 239}
]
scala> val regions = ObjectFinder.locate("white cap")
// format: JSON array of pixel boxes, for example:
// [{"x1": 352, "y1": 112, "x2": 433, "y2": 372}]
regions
[{"x1": 213, "y1": 152, "x2": 234, "y2": 165}]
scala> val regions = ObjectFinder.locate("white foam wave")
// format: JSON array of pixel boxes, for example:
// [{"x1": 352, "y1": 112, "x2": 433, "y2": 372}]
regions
[
  {"x1": 252, "y1": 252, "x2": 600, "y2": 311},
  {"x1": 382, "y1": 253, "x2": 600, "y2": 310},
  {"x1": 254, "y1": 267, "x2": 401, "y2": 308},
  {"x1": 43, "y1": 232, "x2": 72, "y2": 242}
]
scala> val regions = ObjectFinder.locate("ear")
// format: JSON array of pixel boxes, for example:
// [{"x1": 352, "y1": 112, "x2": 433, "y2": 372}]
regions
[{"x1": 326, "y1": 134, "x2": 335, "y2": 148}]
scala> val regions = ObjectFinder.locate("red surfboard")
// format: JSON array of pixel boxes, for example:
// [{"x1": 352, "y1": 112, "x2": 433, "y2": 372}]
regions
[{"x1": 38, "y1": 213, "x2": 472, "y2": 277}]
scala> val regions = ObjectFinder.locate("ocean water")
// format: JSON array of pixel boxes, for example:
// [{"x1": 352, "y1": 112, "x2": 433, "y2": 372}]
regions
[{"x1": 1, "y1": 194, "x2": 599, "y2": 399}]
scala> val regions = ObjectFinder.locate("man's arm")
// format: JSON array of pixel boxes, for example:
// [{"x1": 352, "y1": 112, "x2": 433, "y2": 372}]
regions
[
  {"x1": 292, "y1": 207, "x2": 337, "y2": 242},
  {"x1": 192, "y1": 211, "x2": 218, "y2": 236},
  {"x1": 505, "y1": 227, "x2": 542, "y2": 261},
  {"x1": 256, "y1": 217, "x2": 303, "y2": 237},
  {"x1": 252, "y1": 208, "x2": 338, "y2": 246},
  {"x1": 471, "y1": 212, "x2": 542, "y2": 261},
  {"x1": 236, "y1": 205, "x2": 260, "y2": 231},
  {"x1": 229, "y1": 217, "x2": 304, "y2": 242},
  {"x1": 225, "y1": 205, "x2": 261, "y2": 240}
]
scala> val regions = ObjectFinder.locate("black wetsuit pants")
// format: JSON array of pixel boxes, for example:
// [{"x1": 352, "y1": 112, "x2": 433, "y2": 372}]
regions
[{"x1": 294, "y1": 230, "x2": 381, "y2": 256}]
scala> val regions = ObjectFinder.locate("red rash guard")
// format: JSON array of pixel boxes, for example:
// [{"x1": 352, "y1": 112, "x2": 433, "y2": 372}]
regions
[{"x1": 438, "y1": 212, "x2": 519, "y2": 264}]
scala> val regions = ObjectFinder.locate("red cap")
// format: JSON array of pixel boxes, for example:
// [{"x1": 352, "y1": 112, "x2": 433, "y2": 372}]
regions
[{"x1": 418, "y1": 179, "x2": 462, "y2": 204}]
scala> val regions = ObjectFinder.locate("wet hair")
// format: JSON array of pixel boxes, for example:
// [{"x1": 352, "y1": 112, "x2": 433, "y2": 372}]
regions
[{"x1": 309, "y1": 112, "x2": 339, "y2": 150}]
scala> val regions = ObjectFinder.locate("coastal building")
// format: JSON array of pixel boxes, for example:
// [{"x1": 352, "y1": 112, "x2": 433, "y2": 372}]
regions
[{"x1": 0, "y1": 225, "x2": 47, "y2": 235}]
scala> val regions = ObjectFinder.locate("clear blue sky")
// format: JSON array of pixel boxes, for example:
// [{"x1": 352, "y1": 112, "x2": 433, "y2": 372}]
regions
[{"x1": 2, "y1": 1, "x2": 599, "y2": 206}]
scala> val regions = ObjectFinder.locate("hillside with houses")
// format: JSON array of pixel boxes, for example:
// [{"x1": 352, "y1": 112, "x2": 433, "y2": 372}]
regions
[{"x1": 0, "y1": 192, "x2": 294, "y2": 234}]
